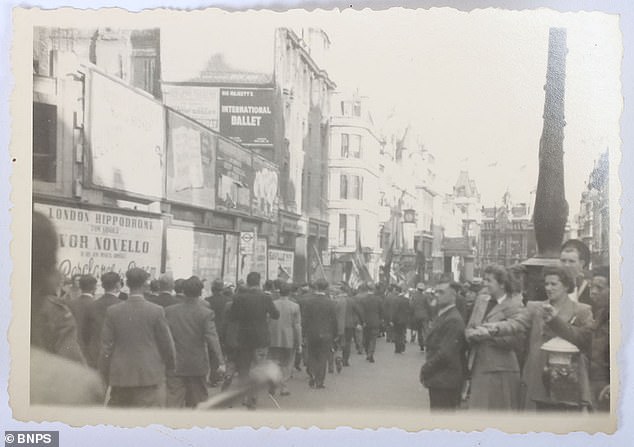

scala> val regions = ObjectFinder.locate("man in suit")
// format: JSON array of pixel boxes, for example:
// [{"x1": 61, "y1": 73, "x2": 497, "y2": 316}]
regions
[
  {"x1": 149, "y1": 273, "x2": 180, "y2": 308},
  {"x1": 560, "y1": 239, "x2": 592, "y2": 308},
  {"x1": 341, "y1": 285, "x2": 364, "y2": 367},
  {"x1": 99, "y1": 268, "x2": 176, "y2": 407},
  {"x1": 359, "y1": 283, "x2": 383, "y2": 363},
  {"x1": 205, "y1": 279, "x2": 232, "y2": 386},
  {"x1": 268, "y1": 282, "x2": 302, "y2": 395},
  {"x1": 83, "y1": 272, "x2": 123, "y2": 369},
  {"x1": 410, "y1": 283, "x2": 431, "y2": 351},
  {"x1": 420, "y1": 281, "x2": 467, "y2": 411},
  {"x1": 391, "y1": 289, "x2": 411, "y2": 354},
  {"x1": 302, "y1": 278, "x2": 338, "y2": 388},
  {"x1": 68, "y1": 274, "x2": 98, "y2": 361},
  {"x1": 165, "y1": 276, "x2": 225, "y2": 408},
  {"x1": 230, "y1": 271, "x2": 280, "y2": 409}
]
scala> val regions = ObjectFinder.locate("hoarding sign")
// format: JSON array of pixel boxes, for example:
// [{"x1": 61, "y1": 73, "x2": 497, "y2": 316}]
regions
[
  {"x1": 89, "y1": 70, "x2": 164, "y2": 198},
  {"x1": 162, "y1": 84, "x2": 220, "y2": 130},
  {"x1": 166, "y1": 111, "x2": 216, "y2": 208},
  {"x1": 268, "y1": 248, "x2": 294, "y2": 282},
  {"x1": 34, "y1": 203, "x2": 162, "y2": 280},
  {"x1": 216, "y1": 139, "x2": 252, "y2": 215},
  {"x1": 219, "y1": 88, "x2": 274, "y2": 147},
  {"x1": 251, "y1": 155, "x2": 279, "y2": 221},
  {"x1": 223, "y1": 233, "x2": 239, "y2": 285}
]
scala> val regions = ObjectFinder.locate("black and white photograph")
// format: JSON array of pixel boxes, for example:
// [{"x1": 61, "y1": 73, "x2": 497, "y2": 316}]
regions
[{"x1": 6, "y1": 3, "x2": 626, "y2": 435}]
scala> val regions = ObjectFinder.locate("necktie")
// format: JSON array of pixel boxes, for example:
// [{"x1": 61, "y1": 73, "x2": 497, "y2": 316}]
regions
[{"x1": 484, "y1": 298, "x2": 497, "y2": 319}]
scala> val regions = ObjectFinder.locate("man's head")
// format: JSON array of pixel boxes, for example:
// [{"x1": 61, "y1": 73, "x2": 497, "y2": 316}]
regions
[
  {"x1": 149, "y1": 279, "x2": 160, "y2": 293},
  {"x1": 263, "y1": 279, "x2": 276, "y2": 292},
  {"x1": 211, "y1": 279, "x2": 224, "y2": 294},
  {"x1": 433, "y1": 281, "x2": 457, "y2": 309},
  {"x1": 158, "y1": 273, "x2": 174, "y2": 292},
  {"x1": 590, "y1": 266, "x2": 610, "y2": 309},
  {"x1": 79, "y1": 274, "x2": 97, "y2": 294},
  {"x1": 560, "y1": 239, "x2": 591, "y2": 277},
  {"x1": 183, "y1": 276, "x2": 204, "y2": 298},
  {"x1": 174, "y1": 278, "x2": 185, "y2": 294},
  {"x1": 101, "y1": 272, "x2": 122, "y2": 294},
  {"x1": 126, "y1": 268, "x2": 149, "y2": 291},
  {"x1": 416, "y1": 282, "x2": 425, "y2": 292},
  {"x1": 279, "y1": 282, "x2": 292, "y2": 297},
  {"x1": 246, "y1": 272, "x2": 261, "y2": 287},
  {"x1": 32, "y1": 211, "x2": 59, "y2": 297},
  {"x1": 314, "y1": 278, "x2": 329, "y2": 291}
]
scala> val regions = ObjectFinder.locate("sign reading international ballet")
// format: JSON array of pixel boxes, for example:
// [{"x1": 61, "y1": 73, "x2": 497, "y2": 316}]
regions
[
  {"x1": 34, "y1": 203, "x2": 163, "y2": 280},
  {"x1": 219, "y1": 88, "x2": 274, "y2": 147}
]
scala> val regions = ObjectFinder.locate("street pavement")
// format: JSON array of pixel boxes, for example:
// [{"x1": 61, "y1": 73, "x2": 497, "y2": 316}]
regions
[{"x1": 209, "y1": 334, "x2": 430, "y2": 411}]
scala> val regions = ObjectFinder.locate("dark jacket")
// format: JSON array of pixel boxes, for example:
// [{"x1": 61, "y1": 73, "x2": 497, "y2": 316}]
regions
[
  {"x1": 411, "y1": 291, "x2": 431, "y2": 321},
  {"x1": 359, "y1": 292, "x2": 384, "y2": 328},
  {"x1": 420, "y1": 306, "x2": 466, "y2": 390},
  {"x1": 84, "y1": 292, "x2": 121, "y2": 369},
  {"x1": 68, "y1": 293, "x2": 95, "y2": 360},
  {"x1": 392, "y1": 294, "x2": 411, "y2": 326},
  {"x1": 148, "y1": 291, "x2": 180, "y2": 308},
  {"x1": 205, "y1": 292, "x2": 231, "y2": 334},
  {"x1": 31, "y1": 295, "x2": 85, "y2": 364},
  {"x1": 165, "y1": 298, "x2": 223, "y2": 376},
  {"x1": 302, "y1": 292, "x2": 338, "y2": 341},
  {"x1": 99, "y1": 295, "x2": 176, "y2": 387},
  {"x1": 344, "y1": 295, "x2": 364, "y2": 329},
  {"x1": 230, "y1": 287, "x2": 280, "y2": 349}
]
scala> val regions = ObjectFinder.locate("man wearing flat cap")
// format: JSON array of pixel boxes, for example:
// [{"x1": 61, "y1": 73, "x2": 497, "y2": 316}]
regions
[{"x1": 99, "y1": 267, "x2": 176, "y2": 407}]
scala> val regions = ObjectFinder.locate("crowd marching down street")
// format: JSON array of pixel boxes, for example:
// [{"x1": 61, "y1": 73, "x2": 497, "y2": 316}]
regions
[{"x1": 31, "y1": 211, "x2": 610, "y2": 413}]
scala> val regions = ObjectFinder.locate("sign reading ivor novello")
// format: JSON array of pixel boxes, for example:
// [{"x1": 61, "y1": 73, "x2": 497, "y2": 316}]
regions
[
  {"x1": 34, "y1": 203, "x2": 163, "y2": 280},
  {"x1": 219, "y1": 88, "x2": 274, "y2": 147}
]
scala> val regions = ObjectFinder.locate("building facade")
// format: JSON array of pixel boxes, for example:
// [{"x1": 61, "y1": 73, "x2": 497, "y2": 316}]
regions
[
  {"x1": 480, "y1": 192, "x2": 537, "y2": 268},
  {"x1": 577, "y1": 150, "x2": 609, "y2": 268},
  {"x1": 327, "y1": 91, "x2": 381, "y2": 282}
]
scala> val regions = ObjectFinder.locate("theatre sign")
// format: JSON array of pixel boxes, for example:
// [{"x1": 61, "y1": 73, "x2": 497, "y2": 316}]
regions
[
  {"x1": 34, "y1": 202, "x2": 163, "y2": 280},
  {"x1": 219, "y1": 88, "x2": 274, "y2": 147}
]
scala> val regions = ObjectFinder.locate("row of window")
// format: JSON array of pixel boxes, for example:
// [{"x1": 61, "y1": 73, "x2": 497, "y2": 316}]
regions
[
  {"x1": 341, "y1": 133, "x2": 362, "y2": 158},
  {"x1": 339, "y1": 174, "x2": 363, "y2": 200},
  {"x1": 338, "y1": 213, "x2": 359, "y2": 247}
]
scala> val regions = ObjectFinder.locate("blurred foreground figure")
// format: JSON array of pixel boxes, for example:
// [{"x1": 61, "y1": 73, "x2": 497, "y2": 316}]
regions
[{"x1": 30, "y1": 211, "x2": 104, "y2": 405}]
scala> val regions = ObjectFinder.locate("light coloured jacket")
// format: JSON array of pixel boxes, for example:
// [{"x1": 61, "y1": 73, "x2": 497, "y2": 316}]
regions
[{"x1": 268, "y1": 297, "x2": 302, "y2": 349}]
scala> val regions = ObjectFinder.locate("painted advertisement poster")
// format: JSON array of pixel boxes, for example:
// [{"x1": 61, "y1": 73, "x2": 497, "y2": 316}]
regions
[
  {"x1": 162, "y1": 84, "x2": 220, "y2": 130},
  {"x1": 166, "y1": 111, "x2": 216, "y2": 208},
  {"x1": 216, "y1": 139, "x2": 252, "y2": 215},
  {"x1": 35, "y1": 202, "x2": 163, "y2": 280},
  {"x1": 89, "y1": 69, "x2": 164, "y2": 198},
  {"x1": 219, "y1": 88, "x2": 274, "y2": 147},
  {"x1": 223, "y1": 233, "x2": 239, "y2": 285},
  {"x1": 165, "y1": 227, "x2": 224, "y2": 296},
  {"x1": 251, "y1": 155, "x2": 279, "y2": 221},
  {"x1": 268, "y1": 248, "x2": 294, "y2": 282}
]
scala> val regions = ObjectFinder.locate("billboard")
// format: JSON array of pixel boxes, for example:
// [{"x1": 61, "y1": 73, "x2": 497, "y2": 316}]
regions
[
  {"x1": 89, "y1": 70, "x2": 164, "y2": 198},
  {"x1": 166, "y1": 111, "x2": 216, "y2": 208},
  {"x1": 219, "y1": 88, "x2": 274, "y2": 147},
  {"x1": 162, "y1": 84, "x2": 220, "y2": 130},
  {"x1": 251, "y1": 155, "x2": 279, "y2": 221},
  {"x1": 268, "y1": 248, "x2": 294, "y2": 282},
  {"x1": 34, "y1": 203, "x2": 163, "y2": 280},
  {"x1": 216, "y1": 139, "x2": 252, "y2": 215},
  {"x1": 165, "y1": 226, "x2": 225, "y2": 296}
]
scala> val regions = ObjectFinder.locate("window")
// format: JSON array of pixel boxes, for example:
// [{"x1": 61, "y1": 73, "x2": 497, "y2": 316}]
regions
[
  {"x1": 131, "y1": 56, "x2": 157, "y2": 97},
  {"x1": 33, "y1": 102, "x2": 57, "y2": 182},
  {"x1": 341, "y1": 133, "x2": 349, "y2": 157},
  {"x1": 353, "y1": 101, "x2": 361, "y2": 117},
  {"x1": 340, "y1": 174, "x2": 363, "y2": 200},
  {"x1": 341, "y1": 133, "x2": 362, "y2": 158},
  {"x1": 339, "y1": 214, "x2": 359, "y2": 246}
]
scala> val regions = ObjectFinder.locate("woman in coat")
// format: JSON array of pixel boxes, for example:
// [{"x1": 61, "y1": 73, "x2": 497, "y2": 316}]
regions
[
  {"x1": 465, "y1": 265, "x2": 524, "y2": 410},
  {"x1": 482, "y1": 266, "x2": 594, "y2": 411}
]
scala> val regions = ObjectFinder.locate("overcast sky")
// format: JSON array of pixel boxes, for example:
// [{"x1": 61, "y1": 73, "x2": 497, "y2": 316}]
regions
[{"x1": 161, "y1": 8, "x2": 621, "y2": 216}]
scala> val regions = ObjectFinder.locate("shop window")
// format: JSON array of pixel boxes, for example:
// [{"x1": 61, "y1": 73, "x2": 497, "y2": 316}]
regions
[{"x1": 33, "y1": 102, "x2": 57, "y2": 182}]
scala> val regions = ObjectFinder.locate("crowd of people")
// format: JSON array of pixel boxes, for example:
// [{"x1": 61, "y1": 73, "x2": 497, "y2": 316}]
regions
[{"x1": 31, "y1": 211, "x2": 610, "y2": 413}]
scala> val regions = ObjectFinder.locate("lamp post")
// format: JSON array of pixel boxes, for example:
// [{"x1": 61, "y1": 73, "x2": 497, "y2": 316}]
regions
[{"x1": 522, "y1": 28, "x2": 569, "y2": 301}]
